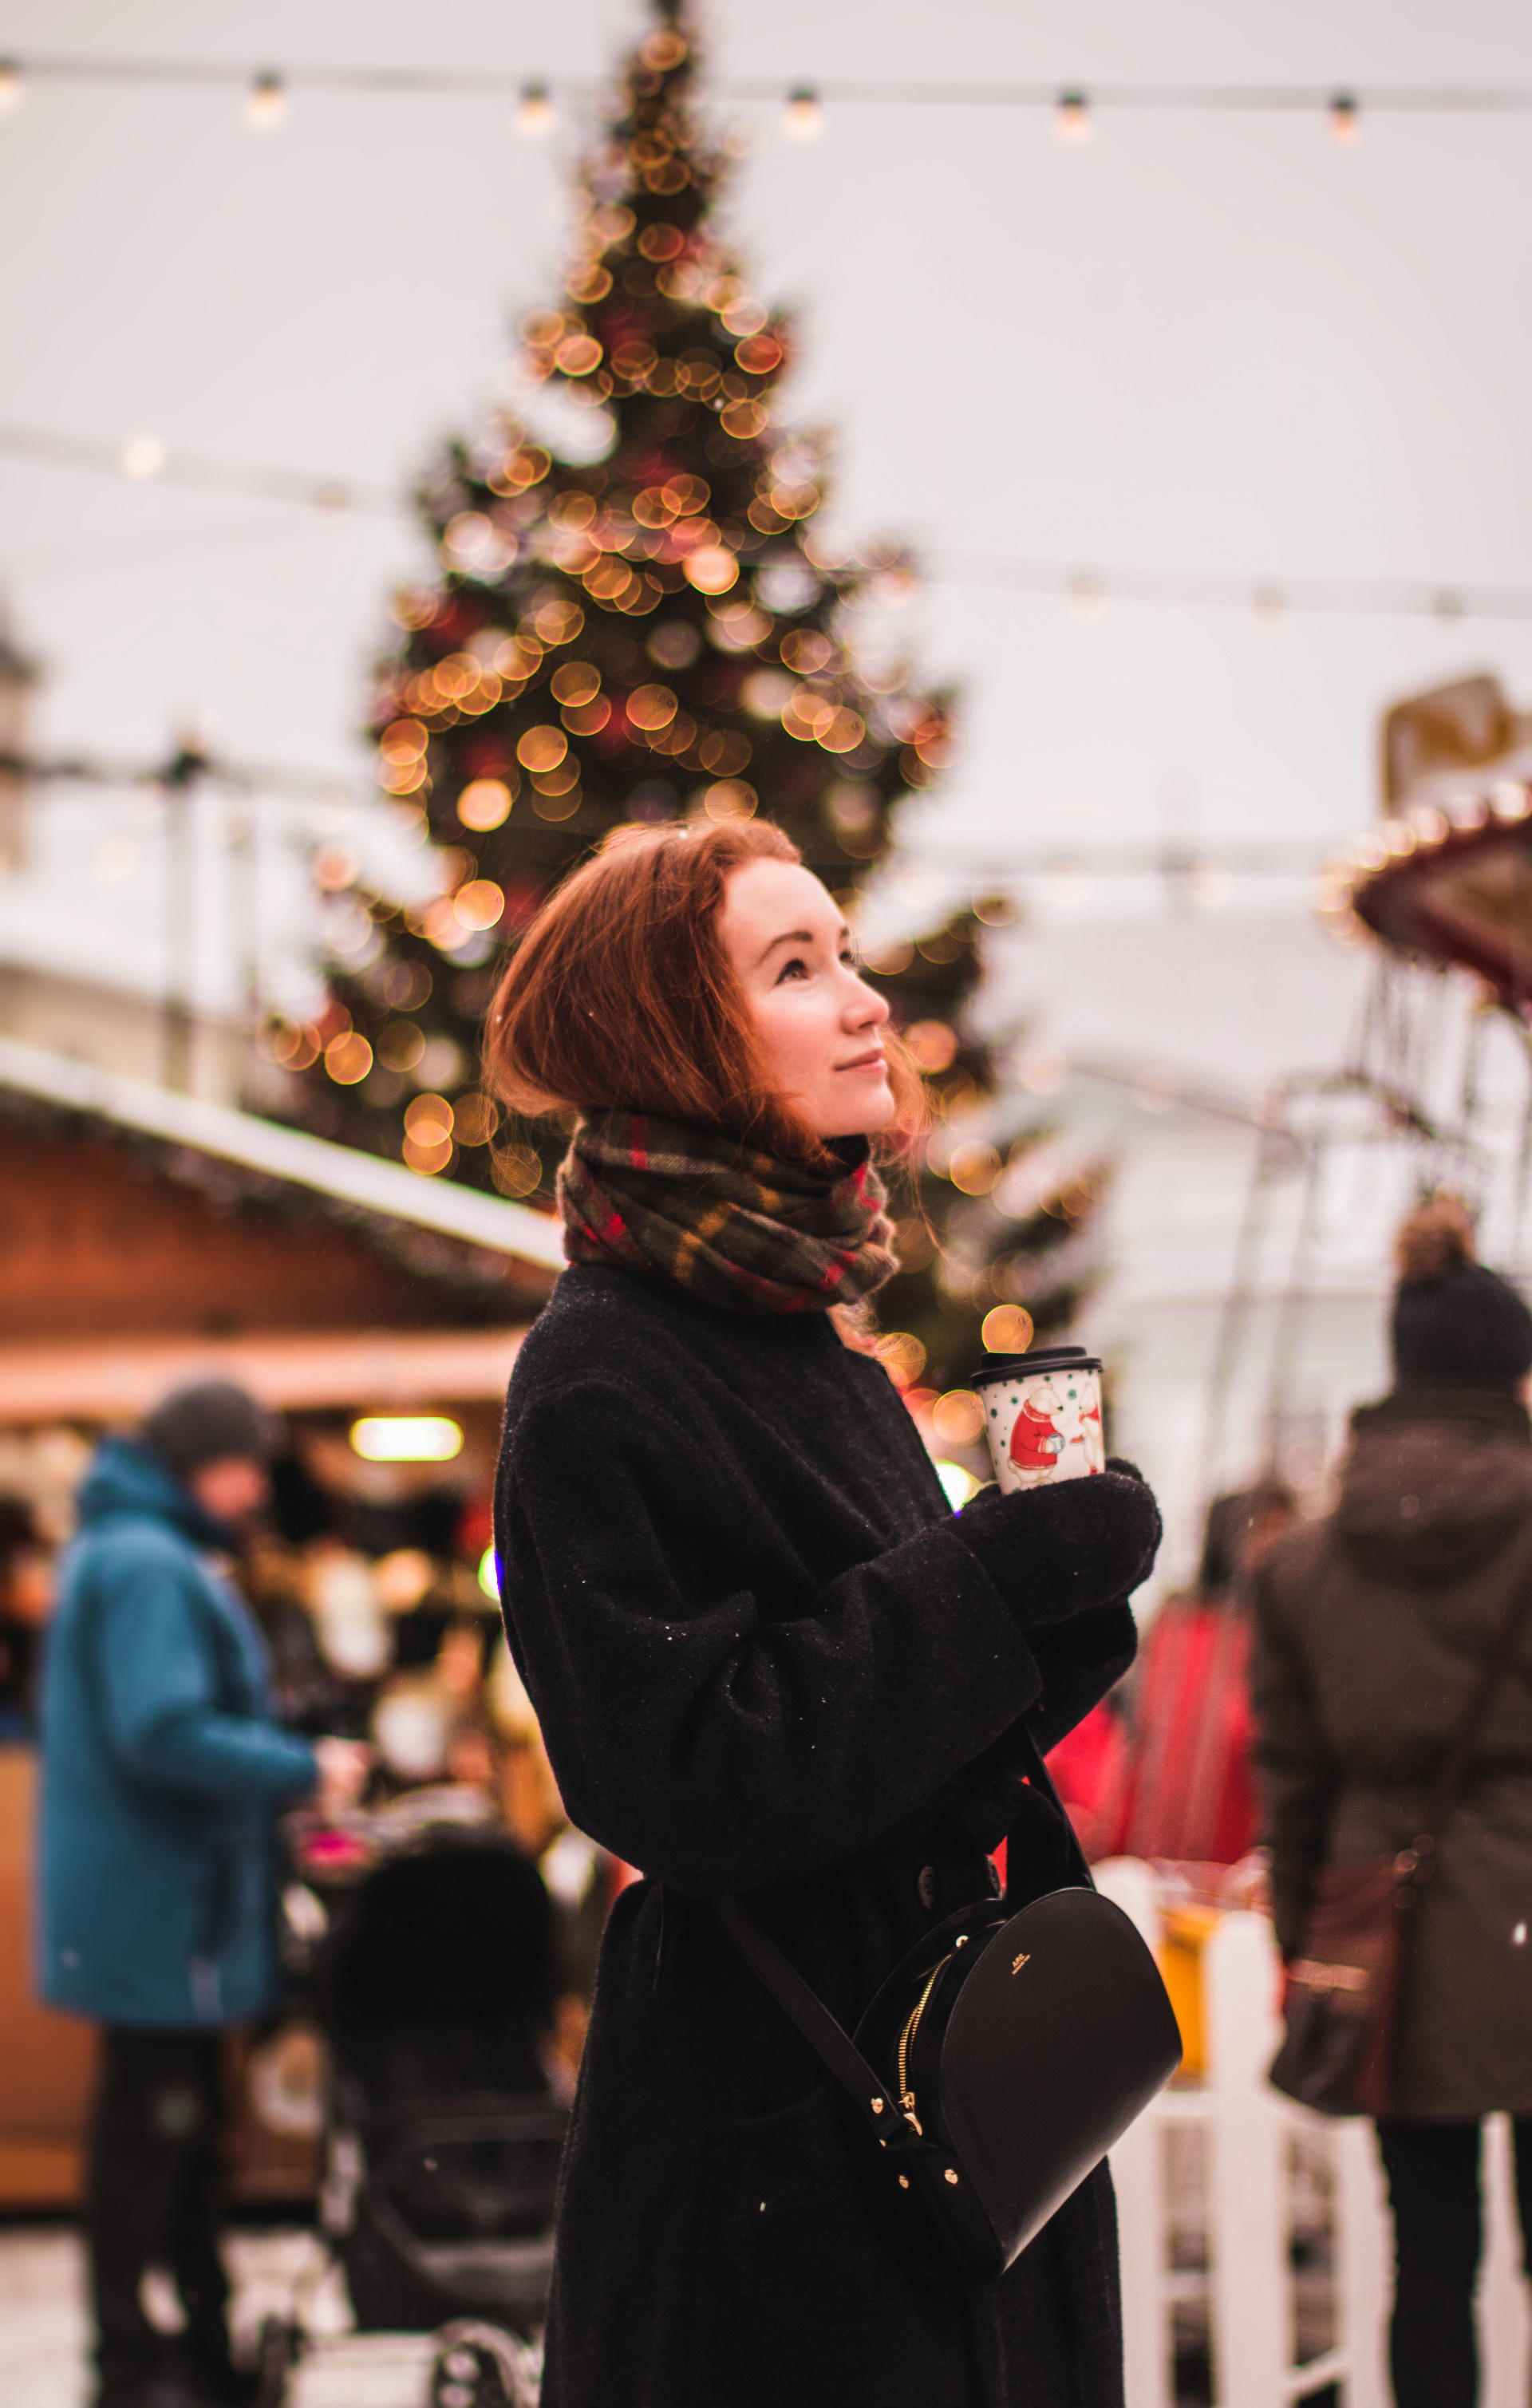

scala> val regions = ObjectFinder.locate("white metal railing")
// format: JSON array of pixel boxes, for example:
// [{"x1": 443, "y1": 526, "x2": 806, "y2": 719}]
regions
[{"x1": 1096, "y1": 1860, "x2": 1530, "y2": 2408}]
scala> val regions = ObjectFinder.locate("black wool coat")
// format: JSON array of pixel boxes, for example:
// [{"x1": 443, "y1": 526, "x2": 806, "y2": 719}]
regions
[{"x1": 495, "y1": 1265, "x2": 1159, "y2": 2408}]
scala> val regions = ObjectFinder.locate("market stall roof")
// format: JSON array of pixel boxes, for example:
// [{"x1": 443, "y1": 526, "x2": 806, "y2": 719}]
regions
[
  {"x1": 0, "y1": 1327, "x2": 525, "y2": 1421},
  {"x1": 0, "y1": 1035, "x2": 567, "y2": 1274}
]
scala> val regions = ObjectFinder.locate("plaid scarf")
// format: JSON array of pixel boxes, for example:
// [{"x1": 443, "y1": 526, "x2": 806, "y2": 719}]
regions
[{"x1": 557, "y1": 1111, "x2": 899, "y2": 1315}]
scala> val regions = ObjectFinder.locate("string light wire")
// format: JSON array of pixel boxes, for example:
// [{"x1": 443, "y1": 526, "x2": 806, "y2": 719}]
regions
[
  {"x1": 922, "y1": 553, "x2": 1532, "y2": 628},
  {"x1": 0, "y1": 422, "x2": 394, "y2": 515},
  {"x1": 0, "y1": 738, "x2": 1343, "y2": 893},
  {"x1": 1, "y1": 53, "x2": 1532, "y2": 124},
  {"x1": 3, "y1": 420, "x2": 1530, "y2": 629}
]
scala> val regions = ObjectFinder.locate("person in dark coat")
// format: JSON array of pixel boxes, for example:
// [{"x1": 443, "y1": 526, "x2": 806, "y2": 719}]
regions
[
  {"x1": 1250, "y1": 1196, "x2": 1532, "y2": 2408},
  {"x1": 40, "y1": 1383, "x2": 369, "y2": 2408},
  {"x1": 486, "y1": 820, "x2": 1163, "y2": 2408}
]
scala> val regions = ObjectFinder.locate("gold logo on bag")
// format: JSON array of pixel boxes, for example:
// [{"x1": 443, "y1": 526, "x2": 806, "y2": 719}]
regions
[{"x1": 1011, "y1": 1953, "x2": 1030, "y2": 1975}]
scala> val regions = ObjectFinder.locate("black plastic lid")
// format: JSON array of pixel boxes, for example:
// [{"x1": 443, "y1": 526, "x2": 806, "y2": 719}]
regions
[{"x1": 970, "y1": 1346, "x2": 1101, "y2": 1385}]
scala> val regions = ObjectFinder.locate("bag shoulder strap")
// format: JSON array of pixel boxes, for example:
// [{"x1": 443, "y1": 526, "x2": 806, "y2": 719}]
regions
[
  {"x1": 1018, "y1": 1719, "x2": 1096, "y2": 1889},
  {"x1": 1416, "y1": 1553, "x2": 1532, "y2": 1853},
  {"x1": 713, "y1": 1898, "x2": 908, "y2": 2145}
]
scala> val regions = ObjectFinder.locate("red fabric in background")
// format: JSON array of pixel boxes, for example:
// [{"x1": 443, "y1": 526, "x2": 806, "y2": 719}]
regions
[
  {"x1": 617, "y1": 1603, "x2": 1254, "y2": 1893},
  {"x1": 1044, "y1": 1704, "x2": 1132, "y2": 1863},
  {"x1": 1119, "y1": 1603, "x2": 1256, "y2": 1865},
  {"x1": 1034, "y1": 1605, "x2": 1258, "y2": 1868}
]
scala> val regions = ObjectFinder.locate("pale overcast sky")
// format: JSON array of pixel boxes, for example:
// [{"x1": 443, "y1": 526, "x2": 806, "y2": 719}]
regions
[{"x1": 3, "y1": 0, "x2": 1532, "y2": 911}]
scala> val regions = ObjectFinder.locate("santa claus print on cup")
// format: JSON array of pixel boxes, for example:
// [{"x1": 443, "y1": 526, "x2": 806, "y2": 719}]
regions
[{"x1": 970, "y1": 1346, "x2": 1106, "y2": 1494}]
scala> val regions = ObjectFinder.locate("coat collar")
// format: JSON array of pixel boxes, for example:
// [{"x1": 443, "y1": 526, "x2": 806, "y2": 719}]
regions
[
  {"x1": 74, "y1": 1434, "x2": 234, "y2": 1549},
  {"x1": 1352, "y1": 1386, "x2": 1532, "y2": 1445}
]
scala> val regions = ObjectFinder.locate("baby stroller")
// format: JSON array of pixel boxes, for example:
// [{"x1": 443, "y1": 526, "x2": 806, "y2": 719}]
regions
[{"x1": 259, "y1": 1822, "x2": 568, "y2": 2408}]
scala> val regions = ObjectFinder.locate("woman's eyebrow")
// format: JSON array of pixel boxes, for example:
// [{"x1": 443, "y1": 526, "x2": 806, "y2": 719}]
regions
[
  {"x1": 752, "y1": 921, "x2": 854, "y2": 968},
  {"x1": 753, "y1": 926, "x2": 815, "y2": 965}
]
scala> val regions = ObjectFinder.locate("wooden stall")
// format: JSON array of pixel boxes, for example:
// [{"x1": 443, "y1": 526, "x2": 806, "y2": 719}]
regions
[{"x1": 0, "y1": 1037, "x2": 561, "y2": 2206}]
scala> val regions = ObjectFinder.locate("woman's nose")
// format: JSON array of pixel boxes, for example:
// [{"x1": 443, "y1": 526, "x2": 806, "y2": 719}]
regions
[{"x1": 846, "y1": 973, "x2": 890, "y2": 1028}]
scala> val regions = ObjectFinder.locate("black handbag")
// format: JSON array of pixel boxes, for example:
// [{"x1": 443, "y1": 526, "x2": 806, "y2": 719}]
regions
[{"x1": 718, "y1": 1874, "x2": 1182, "y2": 2280}]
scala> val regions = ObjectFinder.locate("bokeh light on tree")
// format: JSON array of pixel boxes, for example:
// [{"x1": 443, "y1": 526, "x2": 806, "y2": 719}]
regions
[{"x1": 274, "y1": 0, "x2": 1096, "y2": 1388}]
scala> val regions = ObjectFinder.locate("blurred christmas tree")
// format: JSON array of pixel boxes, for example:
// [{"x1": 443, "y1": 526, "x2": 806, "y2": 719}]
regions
[{"x1": 274, "y1": 0, "x2": 1100, "y2": 1394}]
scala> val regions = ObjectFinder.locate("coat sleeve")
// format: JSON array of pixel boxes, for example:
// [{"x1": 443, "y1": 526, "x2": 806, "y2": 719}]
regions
[
  {"x1": 1248, "y1": 1557, "x2": 1338, "y2": 1955},
  {"x1": 498, "y1": 1378, "x2": 1151, "y2": 1894},
  {"x1": 90, "y1": 1541, "x2": 318, "y2": 1808},
  {"x1": 1025, "y1": 1604, "x2": 1139, "y2": 1754}
]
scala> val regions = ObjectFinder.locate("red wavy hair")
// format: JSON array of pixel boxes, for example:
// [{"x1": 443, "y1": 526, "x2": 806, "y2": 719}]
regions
[{"x1": 481, "y1": 819, "x2": 924, "y2": 1162}]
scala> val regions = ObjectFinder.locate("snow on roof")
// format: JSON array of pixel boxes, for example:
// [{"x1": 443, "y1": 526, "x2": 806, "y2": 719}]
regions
[{"x1": 0, "y1": 1035, "x2": 567, "y2": 1275}]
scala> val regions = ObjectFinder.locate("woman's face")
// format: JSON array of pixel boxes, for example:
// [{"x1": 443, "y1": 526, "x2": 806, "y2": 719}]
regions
[{"x1": 718, "y1": 859, "x2": 895, "y2": 1139}]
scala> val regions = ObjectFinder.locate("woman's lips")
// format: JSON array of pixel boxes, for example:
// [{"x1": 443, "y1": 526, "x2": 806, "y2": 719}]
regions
[{"x1": 836, "y1": 1049, "x2": 887, "y2": 1072}]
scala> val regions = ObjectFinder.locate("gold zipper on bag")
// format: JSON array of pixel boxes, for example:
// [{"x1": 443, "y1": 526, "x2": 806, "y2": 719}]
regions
[{"x1": 896, "y1": 1956, "x2": 952, "y2": 2130}]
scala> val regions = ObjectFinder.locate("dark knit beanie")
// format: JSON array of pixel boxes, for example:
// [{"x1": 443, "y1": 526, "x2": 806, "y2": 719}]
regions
[
  {"x1": 1392, "y1": 1262, "x2": 1532, "y2": 1392},
  {"x1": 141, "y1": 1380, "x2": 281, "y2": 1475}
]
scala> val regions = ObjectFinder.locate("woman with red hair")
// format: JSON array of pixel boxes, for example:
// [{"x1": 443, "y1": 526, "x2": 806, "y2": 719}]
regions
[{"x1": 487, "y1": 819, "x2": 1160, "y2": 2408}]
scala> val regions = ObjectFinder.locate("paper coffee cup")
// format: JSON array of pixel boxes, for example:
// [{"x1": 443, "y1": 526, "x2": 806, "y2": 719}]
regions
[{"x1": 970, "y1": 1346, "x2": 1105, "y2": 1494}]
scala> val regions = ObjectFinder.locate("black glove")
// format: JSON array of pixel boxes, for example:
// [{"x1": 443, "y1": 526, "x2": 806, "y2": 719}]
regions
[{"x1": 952, "y1": 1467, "x2": 1162, "y2": 1628}]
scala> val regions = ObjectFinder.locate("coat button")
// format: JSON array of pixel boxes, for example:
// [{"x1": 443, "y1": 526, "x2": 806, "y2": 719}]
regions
[{"x1": 918, "y1": 1865, "x2": 938, "y2": 1912}]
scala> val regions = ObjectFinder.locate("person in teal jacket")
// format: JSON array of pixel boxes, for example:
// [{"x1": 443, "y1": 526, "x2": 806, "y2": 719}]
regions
[{"x1": 39, "y1": 1382, "x2": 368, "y2": 2408}]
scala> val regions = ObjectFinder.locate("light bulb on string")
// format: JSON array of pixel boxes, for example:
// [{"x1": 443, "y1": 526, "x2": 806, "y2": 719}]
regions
[
  {"x1": 1068, "y1": 574, "x2": 1104, "y2": 622},
  {"x1": 1329, "y1": 93, "x2": 1361, "y2": 144},
  {"x1": 0, "y1": 61, "x2": 22, "y2": 114},
  {"x1": 782, "y1": 87, "x2": 825, "y2": 142},
  {"x1": 1187, "y1": 861, "x2": 1232, "y2": 913},
  {"x1": 515, "y1": 81, "x2": 555, "y2": 138},
  {"x1": 120, "y1": 434, "x2": 168, "y2": 482},
  {"x1": 245, "y1": 71, "x2": 286, "y2": 131},
  {"x1": 1055, "y1": 91, "x2": 1091, "y2": 145}
]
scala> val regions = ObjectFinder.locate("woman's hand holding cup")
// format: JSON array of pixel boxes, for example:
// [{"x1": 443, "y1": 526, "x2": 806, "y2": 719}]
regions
[
  {"x1": 948, "y1": 1340, "x2": 1161, "y2": 1621},
  {"x1": 954, "y1": 1467, "x2": 1163, "y2": 1624}
]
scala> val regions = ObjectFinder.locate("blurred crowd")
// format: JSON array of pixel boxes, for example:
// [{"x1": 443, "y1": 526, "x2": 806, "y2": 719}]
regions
[{"x1": 0, "y1": 1407, "x2": 587, "y2": 1877}]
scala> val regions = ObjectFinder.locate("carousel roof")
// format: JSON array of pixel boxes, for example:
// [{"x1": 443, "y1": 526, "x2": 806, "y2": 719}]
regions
[{"x1": 1321, "y1": 676, "x2": 1532, "y2": 1007}]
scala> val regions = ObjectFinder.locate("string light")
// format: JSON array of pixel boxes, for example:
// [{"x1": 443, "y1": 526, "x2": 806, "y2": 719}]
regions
[
  {"x1": 514, "y1": 81, "x2": 555, "y2": 138},
  {"x1": 1055, "y1": 90, "x2": 1091, "y2": 145},
  {"x1": 1329, "y1": 92, "x2": 1362, "y2": 144},
  {"x1": 890, "y1": 849, "x2": 1341, "y2": 930},
  {"x1": 244, "y1": 70, "x2": 286, "y2": 130},
  {"x1": 4, "y1": 53, "x2": 1531, "y2": 128},
  {"x1": 6, "y1": 717, "x2": 1348, "y2": 896},
  {"x1": 2, "y1": 422, "x2": 392, "y2": 512},
  {"x1": 10, "y1": 420, "x2": 1532, "y2": 631},
  {"x1": 927, "y1": 551, "x2": 1532, "y2": 627},
  {"x1": 0, "y1": 713, "x2": 1417, "y2": 923},
  {"x1": 781, "y1": 87, "x2": 825, "y2": 142},
  {"x1": 0, "y1": 61, "x2": 21, "y2": 113}
]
